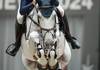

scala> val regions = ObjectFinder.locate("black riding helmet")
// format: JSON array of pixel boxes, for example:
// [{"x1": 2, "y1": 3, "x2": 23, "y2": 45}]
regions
[
  {"x1": 36, "y1": 0, "x2": 59, "y2": 7},
  {"x1": 36, "y1": 0, "x2": 59, "y2": 17}
]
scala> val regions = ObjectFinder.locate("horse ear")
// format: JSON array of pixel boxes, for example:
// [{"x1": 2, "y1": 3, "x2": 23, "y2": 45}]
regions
[{"x1": 37, "y1": 11, "x2": 42, "y2": 17}]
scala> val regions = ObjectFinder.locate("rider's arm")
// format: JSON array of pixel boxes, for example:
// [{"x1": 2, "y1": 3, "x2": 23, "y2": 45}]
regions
[{"x1": 20, "y1": 0, "x2": 35, "y2": 15}]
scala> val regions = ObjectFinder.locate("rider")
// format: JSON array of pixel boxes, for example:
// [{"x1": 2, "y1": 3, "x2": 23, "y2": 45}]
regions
[{"x1": 6, "y1": 0, "x2": 80, "y2": 56}]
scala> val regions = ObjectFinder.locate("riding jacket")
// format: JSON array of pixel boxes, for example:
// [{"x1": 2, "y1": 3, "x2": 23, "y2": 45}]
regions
[{"x1": 20, "y1": 0, "x2": 59, "y2": 15}]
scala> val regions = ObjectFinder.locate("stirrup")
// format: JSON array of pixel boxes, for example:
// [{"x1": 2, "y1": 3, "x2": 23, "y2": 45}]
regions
[{"x1": 6, "y1": 43, "x2": 16, "y2": 56}]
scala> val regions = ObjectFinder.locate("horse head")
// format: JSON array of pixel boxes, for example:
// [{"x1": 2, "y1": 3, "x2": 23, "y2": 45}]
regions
[
  {"x1": 37, "y1": 6, "x2": 58, "y2": 49},
  {"x1": 22, "y1": 5, "x2": 71, "y2": 70}
]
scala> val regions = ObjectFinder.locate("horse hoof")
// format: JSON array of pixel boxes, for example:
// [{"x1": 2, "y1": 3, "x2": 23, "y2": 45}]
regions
[
  {"x1": 37, "y1": 49, "x2": 47, "y2": 69},
  {"x1": 48, "y1": 50, "x2": 57, "y2": 69},
  {"x1": 37, "y1": 60, "x2": 47, "y2": 70}
]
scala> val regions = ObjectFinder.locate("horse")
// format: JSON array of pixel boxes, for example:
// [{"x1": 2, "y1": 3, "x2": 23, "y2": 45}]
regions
[{"x1": 21, "y1": 5, "x2": 71, "y2": 70}]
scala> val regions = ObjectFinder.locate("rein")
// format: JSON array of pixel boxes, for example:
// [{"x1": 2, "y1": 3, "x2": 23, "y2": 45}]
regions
[
  {"x1": 26, "y1": 7, "x2": 58, "y2": 48},
  {"x1": 28, "y1": 16, "x2": 56, "y2": 32},
  {"x1": 27, "y1": 15, "x2": 57, "y2": 39}
]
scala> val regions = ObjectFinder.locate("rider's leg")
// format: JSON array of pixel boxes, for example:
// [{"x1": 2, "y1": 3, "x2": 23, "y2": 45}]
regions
[
  {"x1": 63, "y1": 15, "x2": 80, "y2": 49},
  {"x1": 56, "y1": 5, "x2": 80, "y2": 49},
  {"x1": 6, "y1": 8, "x2": 25, "y2": 56}
]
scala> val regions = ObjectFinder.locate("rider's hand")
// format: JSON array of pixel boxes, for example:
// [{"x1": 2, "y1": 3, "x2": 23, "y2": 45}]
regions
[{"x1": 32, "y1": 0, "x2": 36, "y2": 5}]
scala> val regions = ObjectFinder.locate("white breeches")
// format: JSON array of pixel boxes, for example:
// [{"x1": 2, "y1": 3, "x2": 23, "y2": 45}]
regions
[{"x1": 57, "y1": 4, "x2": 64, "y2": 17}]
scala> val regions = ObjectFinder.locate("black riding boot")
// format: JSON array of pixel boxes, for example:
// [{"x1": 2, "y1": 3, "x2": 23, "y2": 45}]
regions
[
  {"x1": 6, "y1": 20, "x2": 23, "y2": 56},
  {"x1": 55, "y1": 8, "x2": 80, "y2": 49},
  {"x1": 63, "y1": 15, "x2": 80, "y2": 49}
]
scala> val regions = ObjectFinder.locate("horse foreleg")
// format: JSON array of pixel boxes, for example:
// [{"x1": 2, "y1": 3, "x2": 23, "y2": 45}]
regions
[
  {"x1": 59, "y1": 40, "x2": 71, "y2": 70},
  {"x1": 48, "y1": 49, "x2": 58, "y2": 69},
  {"x1": 63, "y1": 65, "x2": 68, "y2": 70},
  {"x1": 36, "y1": 48, "x2": 47, "y2": 69},
  {"x1": 58, "y1": 56, "x2": 68, "y2": 70},
  {"x1": 22, "y1": 55, "x2": 39, "y2": 70}
]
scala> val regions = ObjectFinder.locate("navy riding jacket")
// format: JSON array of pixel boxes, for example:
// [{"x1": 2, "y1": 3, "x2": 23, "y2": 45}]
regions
[{"x1": 20, "y1": 0, "x2": 59, "y2": 15}]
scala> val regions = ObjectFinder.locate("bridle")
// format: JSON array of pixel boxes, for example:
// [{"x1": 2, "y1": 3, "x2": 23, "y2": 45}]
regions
[
  {"x1": 26, "y1": 6, "x2": 58, "y2": 40},
  {"x1": 25, "y1": 6, "x2": 58, "y2": 54},
  {"x1": 24, "y1": 6, "x2": 61, "y2": 69}
]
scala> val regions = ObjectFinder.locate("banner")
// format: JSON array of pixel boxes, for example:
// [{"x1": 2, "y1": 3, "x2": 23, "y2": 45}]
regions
[
  {"x1": 0, "y1": 0, "x2": 94, "y2": 14},
  {"x1": 59, "y1": 0, "x2": 94, "y2": 11},
  {"x1": 0, "y1": 0, "x2": 17, "y2": 11}
]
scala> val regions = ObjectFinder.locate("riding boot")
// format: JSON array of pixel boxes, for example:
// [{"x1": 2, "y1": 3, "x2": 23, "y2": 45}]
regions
[
  {"x1": 62, "y1": 15, "x2": 80, "y2": 49},
  {"x1": 55, "y1": 8, "x2": 80, "y2": 49},
  {"x1": 6, "y1": 20, "x2": 23, "y2": 56}
]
